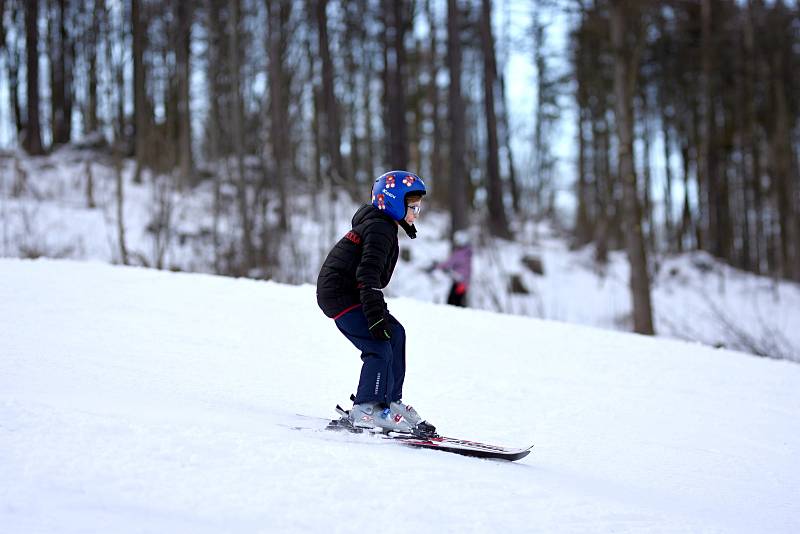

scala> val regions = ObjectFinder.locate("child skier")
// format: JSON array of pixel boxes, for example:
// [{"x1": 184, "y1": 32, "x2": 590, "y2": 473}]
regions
[{"x1": 316, "y1": 170, "x2": 434, "y2": 434}]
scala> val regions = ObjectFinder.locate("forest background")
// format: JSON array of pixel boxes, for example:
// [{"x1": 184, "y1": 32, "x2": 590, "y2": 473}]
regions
[{"x1": 1, "y1": 0, "x2": 798, "y2": 351}]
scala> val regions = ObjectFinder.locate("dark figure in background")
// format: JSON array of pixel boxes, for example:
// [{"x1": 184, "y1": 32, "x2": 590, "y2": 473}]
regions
[{"x1": 433, "y1": 230, "x2": 473, "y2": 308}]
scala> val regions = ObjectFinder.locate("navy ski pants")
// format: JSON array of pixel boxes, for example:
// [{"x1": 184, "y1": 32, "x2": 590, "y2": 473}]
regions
[{"x1": 335, "y1": 307, "x2": 406, "y2": 406}]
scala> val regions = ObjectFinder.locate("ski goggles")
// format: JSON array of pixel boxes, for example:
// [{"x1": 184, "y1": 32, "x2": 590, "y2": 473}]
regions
[{"x1": 407, "y1": 203, "x2": 422, "y2": 216}]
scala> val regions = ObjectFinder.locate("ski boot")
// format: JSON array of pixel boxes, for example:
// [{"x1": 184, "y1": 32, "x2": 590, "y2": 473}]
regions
[
  {"x1": 391, "y1": 401, "x2": 437, "y2": 437},
  {"x1": 349, "y1": 402, "x2": 414, "y2": 433}
]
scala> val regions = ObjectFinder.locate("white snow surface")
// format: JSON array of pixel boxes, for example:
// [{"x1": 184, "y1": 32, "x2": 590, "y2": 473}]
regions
[{"x1": 2, "y1": 258, "x2": 799, "y2": 533}]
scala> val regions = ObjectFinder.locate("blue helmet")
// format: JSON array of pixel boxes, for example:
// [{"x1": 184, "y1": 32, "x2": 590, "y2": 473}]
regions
[{"x1": 371, "y1": 170, "x2": 427, "y2": 221}]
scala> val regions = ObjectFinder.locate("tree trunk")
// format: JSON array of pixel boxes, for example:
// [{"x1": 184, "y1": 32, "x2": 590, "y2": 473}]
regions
[
  {"x1": 532, "y1": 12, "x2": 557, "y2": 222},
  {"x1": 700, "y1": 0, "x2": 719, "y2": 257},
  {"x1": 228, "y1": 0, "x2": 255, "y2": 270},
  {"x1": 446, "y1": 0, "x2": 469, "y2": 234},
  {"x1": 480, "y1": 0, "x2": 512, "y2": 239},
  {"x1": 341, "y1": 0, "x2": 370, "y2": 190},
  {"x1": 49, "y1": 0, "x2": 72, "y2": 145},
  {"x1": 497, "y1": 71, "x2": 519, "y2": 215},
  {"x1": 363, "y1": 49, "x2": 376, "y2": 183},
  {"x1": 114, "y1": 148, "x2": 129, "y2": 265},
  {"x1": 575, "y1": 105, "x2": 592, "y2": 246},
  {"x1": 770, "y1": 50, "x2": 799, "y2": 280},
  {"x1": 640, "y1": 89, "x2": 654, "y2": 252},
  {"x1": 498, "y1": 2, "x2": 518, "y2": 215},
  {"x1": 84, "y1": 0, "x2": 100, "y2": 134},
  {"x1": 0, "y1": 0, "x2": 5, "y2": 52},
  {"x1": 49, "y1": 0, "x2": 63, "y2": 145},
  {"x1": 267, "y1": 0, "x2": 292, "y2": 232},
  {"x1": 383, "y1": 0, "x2": 410, "y2": 170},
  {"x1": 23, "y1": 0, "x2": 44, "y2": 154},
  {"x1": 204, "y1": 0, "x2": 223, "y2": 273},
  {"x1": 85, "y1": 160, "x2": 95, "y2": 208},
  {"x1": 660, "y1": 104, "x2": 674, "y2": 252},
  {"x1": 114, "y1": 22, "x2": 125, "y2": 147},
  {"x1": 132, "y1": 0, "x2": 149, "y2": 183},
  {"x1": 316, "y1": 0, "x2": 345, "y2": 183},
  {"x1": 425, "y1": 0, "x2": 443, "y2": 204},
  {"x1": 743, "y1": 0, "x2": 763, "y2": 273},
  {"x1": 610, "y1": 0, "x2": 654, "y2": 335},
  {"x1": 678, "y1": 138, "x2": 693, "y2": 252},
  {"x1": 4, "y1": 2, "x2": 25, "y2": 141},
  {"x1": 306, "y1": 35, "x2": 323, "y2": 190},
  {"x1": 175, "y1": 0, "x2": 193, "y2": 188},
  {"x1": 63, "y1": 0, "x2": 74, "y2": 142},
  {"x1": 592, "y1": 113, "x2": 609, "y2": 263}
]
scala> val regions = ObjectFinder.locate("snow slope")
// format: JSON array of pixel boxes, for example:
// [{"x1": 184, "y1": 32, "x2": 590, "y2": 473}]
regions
[{"x1": 1, "y1": 259, "x2": 799, "y2": 533}]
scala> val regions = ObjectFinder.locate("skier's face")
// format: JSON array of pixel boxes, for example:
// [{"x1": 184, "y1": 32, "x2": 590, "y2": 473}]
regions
[{"x1": 405, "y1": 200, "x2": 422, "y2": 224}]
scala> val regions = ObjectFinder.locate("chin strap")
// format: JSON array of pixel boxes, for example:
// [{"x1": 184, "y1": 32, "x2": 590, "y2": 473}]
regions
[{"x1": 398, "y1": 220, "x2": 417, "y2": 239}]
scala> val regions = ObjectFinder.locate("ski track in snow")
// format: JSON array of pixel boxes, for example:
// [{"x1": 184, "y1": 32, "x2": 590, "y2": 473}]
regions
[{"x1": 1, "y1": 258, "x2": 799, "y2": 533}]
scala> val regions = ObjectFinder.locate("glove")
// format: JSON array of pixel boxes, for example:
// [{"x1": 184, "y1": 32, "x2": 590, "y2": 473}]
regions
[{"x1": 368, "y1": 317, "x2": 391, "y2": 341}]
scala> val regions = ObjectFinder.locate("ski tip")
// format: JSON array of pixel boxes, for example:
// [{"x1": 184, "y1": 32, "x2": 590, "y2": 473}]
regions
[
  {"x1": 516, "y1": 444, "x2": 534, "y2": 458},
  {"x1": 498, "y1": 445, "x2": 533, "y2": 461},
  {"x1": 511, "y1": 450, "x2": 532, "y2": 461}
]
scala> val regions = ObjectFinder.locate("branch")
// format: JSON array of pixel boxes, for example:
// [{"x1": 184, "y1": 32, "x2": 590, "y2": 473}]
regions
[{"x1": 702, "y1": 288, "x2": 798, "y2": 361}]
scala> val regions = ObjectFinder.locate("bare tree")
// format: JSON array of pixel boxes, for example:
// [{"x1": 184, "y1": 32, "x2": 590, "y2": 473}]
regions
[
  {"x1": 424, "y1": 0, "x2": 444, "y2": 204},
  {"x1": 266, "y1": 0, "x2": 292, "y2": 232},
  {"x1": 49, "y1": 0, "x2": 73, "y2": 146},
  {"x1": 610, "y1": 0, "x2": 654, "y2": 335},
  {"x1": 23, "y1": 0, "x2": 44, "y2": 154},
  {"x1": 572, "y1": 5, "x2": 607, "y2": 252},
  {"x1": 480, "y1": 0, "x2": 511, "y2": 239},
  {"x1": 174, "y1": 0, "x2": 194, "y2": 188},
  {"x1": 228, "y1": 0, "x2": 255, "y2": 270},
  {"x1": 382, "y1": 0, "x2": 410, "y2": 170},
  {"x1": 131, "y1": 0, "x2": 149, "y2": 182},
  {"x1": 204, "y1": 0, "x2": 225, "y2": 273},
  {"x1": 3, "y1": 1, "x2": 25, "y2": 142},
  {"x1": 83, "y1": 0, "x2": 101, "y2": 134},
  {"x1": 98, "y1": 0, "x2": 128, "y2": 264},
  {"x1": 0, "y1": 0, "x2": 5, "y2": 53},
  {"x1": 315, "y1": 0, "x2": 346, "y2": 184},
  {"x1": 446, "y1": 0, "x2": 469, "y2": 234},
  {"x1": 530, "y1": 7, "x2": 560, "y2": 220},
  {"x1": 699, "y1": 0, "x2": 726, "y2": 261},
  {"x1": 655, "y1": 8, "x2": 675, "y2": 251},
  {"x1": 765, "y1": 3, "x2": 799, "y2": 281}
]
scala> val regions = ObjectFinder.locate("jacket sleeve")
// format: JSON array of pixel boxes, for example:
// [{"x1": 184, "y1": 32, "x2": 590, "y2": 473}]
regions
[
  {"x1": 437, "y1": 253, "x2": 457, "y2": 271},
  {"x1": 438, "y1": 247, "x2": 472, "y2": 281},
  {"x1": 356, "y1": 225, "x2": 392, "y2": 327}
]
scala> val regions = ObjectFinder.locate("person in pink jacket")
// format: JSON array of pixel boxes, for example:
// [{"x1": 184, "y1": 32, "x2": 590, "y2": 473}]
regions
[{"x1": 434, "y1": 230, "x2": 473, "y2": 307}]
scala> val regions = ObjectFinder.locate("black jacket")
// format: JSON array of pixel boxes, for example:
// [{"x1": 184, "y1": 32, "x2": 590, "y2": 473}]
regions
[{"x1": 316, "y1": 204, "x2": 399, "y2": 325}]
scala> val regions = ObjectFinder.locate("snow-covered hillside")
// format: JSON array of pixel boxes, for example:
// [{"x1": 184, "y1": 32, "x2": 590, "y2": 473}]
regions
[
  {"x1": 2, "y1": 148, "x2": 799, "y2": 359},
  {"x1": 2, "y1": 259, "x2": 799, "y2": 532}
]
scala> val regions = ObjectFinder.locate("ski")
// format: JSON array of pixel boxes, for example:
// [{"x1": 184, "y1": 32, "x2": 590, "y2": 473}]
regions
[
  {"x1": 384, "y1": 434, "x2": 533, "y2": 461},
  {"x1": 324, "y1": 405, "x2": 532, "y2": 461}
]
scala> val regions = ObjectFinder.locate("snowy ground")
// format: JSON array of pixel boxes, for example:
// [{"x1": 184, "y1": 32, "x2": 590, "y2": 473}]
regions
[
  {"x1": 2, "y1": 259, "x2": 799, "y2": 532},
  {"x1": 1, "y1": 146, "x2": 799, "y2": 359}
]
